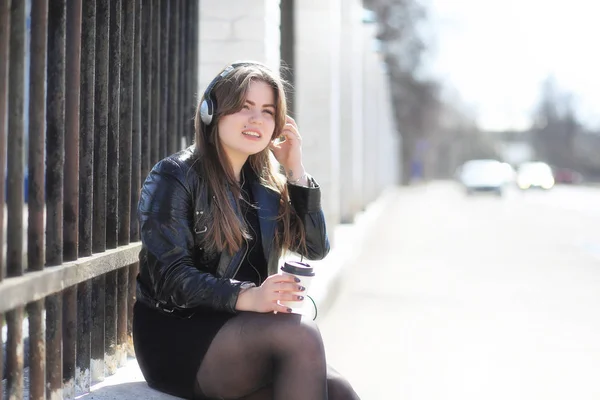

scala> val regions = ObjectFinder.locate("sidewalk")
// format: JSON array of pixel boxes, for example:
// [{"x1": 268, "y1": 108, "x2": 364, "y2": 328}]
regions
[{"x1": 74, "y1": 188, "x2": 397, "y2": 399}]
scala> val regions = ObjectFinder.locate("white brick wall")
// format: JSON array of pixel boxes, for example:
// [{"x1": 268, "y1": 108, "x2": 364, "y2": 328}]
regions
[{"x1": 199, "y1": 0, "x2": 281, "y2": 96}]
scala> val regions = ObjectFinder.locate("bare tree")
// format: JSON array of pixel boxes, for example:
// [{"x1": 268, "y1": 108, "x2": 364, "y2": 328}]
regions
[
  {"x1": 365, "y1": 0, "x2": 444, "y2": 184},
  {"x1": 531, "y1": 76, "x2": 600, "y2": 180}
]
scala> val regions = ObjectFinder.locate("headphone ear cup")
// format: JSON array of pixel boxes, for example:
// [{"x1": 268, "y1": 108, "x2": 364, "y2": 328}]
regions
[{"x1": 200, "y1": 98, "x2": 213, "y2": 125}]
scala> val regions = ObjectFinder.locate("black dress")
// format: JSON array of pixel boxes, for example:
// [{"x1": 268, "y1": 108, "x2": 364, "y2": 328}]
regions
[{"x1": 133, "y1": 174, "x2": 268, "y2": 399}]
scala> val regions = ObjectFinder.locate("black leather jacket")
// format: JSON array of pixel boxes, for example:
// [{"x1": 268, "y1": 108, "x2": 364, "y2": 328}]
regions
[{"x1": 136, "y1": 147, "x2": 330, "y2": 317}]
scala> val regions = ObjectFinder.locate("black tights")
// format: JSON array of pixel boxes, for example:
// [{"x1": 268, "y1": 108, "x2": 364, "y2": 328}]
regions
[{"x1": 194, "y1": 312, "x2": 360, "y2": 400}]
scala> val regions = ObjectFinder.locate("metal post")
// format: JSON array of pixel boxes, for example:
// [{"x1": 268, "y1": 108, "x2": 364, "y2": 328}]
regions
[
  {"x1": 159, "y1": 0, "x2": 169, "y2": 159},
  {"x1": 128, "y1": 0, "x2": 142, "y2": 353},
  {"x1": 77, "y1": 0, "x2": 95, "y2": 390},
  {"x1": 63, "y1": 1, "x2": 83, "y2": 396},
  {"x1": 190, "y1": 0, "x2": 199, "y2": 140},
  {"x1": 6, "y1": 0, "x2": 26, "y2": 396},
  {"x1": 140, "y1": 0, "x2": 152, "y2": 182},
  {"x1": 118, "y1": 0, "x2": 133, "y2": 249},
  {"x1": 167, "y1": 0, "x2": 179, "y2": 155},
  {"x1": 105, "y1": 0, "x2": 121, "y2": 375},
  {"x1": 27, "y1": 2, "x2": 49, "y2": 396},
  {"x1": 91, "y1": 0, "x2": 110, "y2": 383},
  {"x1": 116, "y1": 0, "x2": 134, "y2": 367},
  {"x1": 106, "y1": 0, "x2": 121, "y2": 250},
  {"x1": 0, "y1": 0, "x2": 9, "y2": 379},
  {"x1": 150, "y1": 0, "x2": 160, "y2": 166},
  {"x1": 179, "y1": 0, "x2": 187, "y2": 146},
  {"x1": 45, "y1": 3, "x2": 66, "y2": 393}
]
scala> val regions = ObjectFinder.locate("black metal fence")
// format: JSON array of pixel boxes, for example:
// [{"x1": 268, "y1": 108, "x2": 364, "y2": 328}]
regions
[{"x1": 0, "y1": 1, "x2": 199, "y2": 398}]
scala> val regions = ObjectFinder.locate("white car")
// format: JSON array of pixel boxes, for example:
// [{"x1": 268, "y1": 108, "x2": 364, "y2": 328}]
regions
[
  {"x1": 458, "y1": 159, "x2": 507, "y2": 196},
  {"x1": 516, "y1": 162, "x2": 555, "y2": 190}
]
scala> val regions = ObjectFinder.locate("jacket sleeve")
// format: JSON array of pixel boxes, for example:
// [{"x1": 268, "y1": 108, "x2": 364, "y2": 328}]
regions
[
  {"x1": 138, "y1": 158, "x2": 254, "y2": 313},
  {"x1": 287, "y1": 176, "x2": 330, "y2": 260}
]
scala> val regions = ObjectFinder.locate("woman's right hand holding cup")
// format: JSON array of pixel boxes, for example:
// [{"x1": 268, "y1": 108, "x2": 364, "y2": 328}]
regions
[{"x1": 235, "y1": 274, "x2": 305, "y2": 313}]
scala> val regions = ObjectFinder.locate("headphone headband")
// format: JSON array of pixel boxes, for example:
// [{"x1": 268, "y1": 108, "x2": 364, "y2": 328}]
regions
[{"x1": 199, "y1": 61, "x2": 266, "y2": 126}]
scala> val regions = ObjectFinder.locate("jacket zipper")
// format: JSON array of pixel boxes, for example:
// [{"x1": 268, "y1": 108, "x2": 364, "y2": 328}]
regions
[{"x1": 231, "y1": 239, "x2": 249, "y2": 278}]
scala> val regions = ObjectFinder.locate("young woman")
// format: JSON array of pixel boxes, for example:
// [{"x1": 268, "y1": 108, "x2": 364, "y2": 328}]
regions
[{"x1": 133, "y1": 62, "x2": 361, "y2": 399}]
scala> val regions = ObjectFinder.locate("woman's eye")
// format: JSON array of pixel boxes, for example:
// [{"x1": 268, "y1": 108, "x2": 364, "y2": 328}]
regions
[
  {"x1": 263, "y1": 110, "x2": 274, "y2": 115},
  {"x1": 243, "y1": 105, "x2": 250, "y2": 110}
]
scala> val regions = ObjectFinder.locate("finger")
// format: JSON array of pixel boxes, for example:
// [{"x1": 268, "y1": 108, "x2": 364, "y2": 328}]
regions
[
  {"x1": 278, "y1": 292, "x2": 305, "y2": 302},
  {"x1": 267, "y1": 273, "x2": 300, "y2": 283},
  {"x1": 274, "y1": 301, "x2": 293, "y2": 314},
  {"x1": 273, "y1": 282, "x2": 305, "y2": 292},
  {"x1": 283, "y1": 123, "x2": 300, "y2": 138},
  {"x1": 269, "y1": 141, "x2": 280, "y2": 151},
  {"x1": 286, "y1": 115, "x2": 298, "y2": 129}
]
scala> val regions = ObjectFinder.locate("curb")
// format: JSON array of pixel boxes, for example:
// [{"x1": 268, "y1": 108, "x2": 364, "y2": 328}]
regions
[{"x1": 305, "y1": 186, "x2": 401, "y2": 319}]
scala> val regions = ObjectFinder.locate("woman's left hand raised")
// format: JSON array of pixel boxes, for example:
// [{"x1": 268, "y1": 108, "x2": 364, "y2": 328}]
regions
[{"x1": 270, "y1": 115, "x2": 305, "y2": 181}]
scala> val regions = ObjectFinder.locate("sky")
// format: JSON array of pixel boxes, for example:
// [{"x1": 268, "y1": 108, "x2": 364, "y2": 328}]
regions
[{"x1": 421, "y1": 0, "x2": 600, "y2": 131}]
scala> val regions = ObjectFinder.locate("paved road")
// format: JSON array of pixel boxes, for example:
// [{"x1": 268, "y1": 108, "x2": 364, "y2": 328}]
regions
[{"x1": 319, "y1": 182, "x2": 600, "y2": 400}]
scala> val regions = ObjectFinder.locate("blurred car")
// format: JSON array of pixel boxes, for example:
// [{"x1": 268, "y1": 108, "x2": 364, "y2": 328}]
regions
[
  {"x1": 553, "y1": 168, "x2": 582, "y2": 184},
  {"x1": 457, "y1": 159, "x2": 507, "y2": 196},
  {"x1": 516, "y1": 161, "x2": 555, "y2": 190}
]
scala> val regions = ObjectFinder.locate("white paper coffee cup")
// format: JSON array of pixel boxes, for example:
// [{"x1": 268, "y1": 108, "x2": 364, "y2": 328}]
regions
[{"x1": 279, "y1": 261, "x2": 315, "y2": 314}]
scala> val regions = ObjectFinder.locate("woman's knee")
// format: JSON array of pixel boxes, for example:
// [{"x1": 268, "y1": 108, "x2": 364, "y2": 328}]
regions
[
  {"x1": 270, "y1": 315, "x2": 325, "y2": 357},
  {"x1": 327, "y1": 374, "x2": 361, "y2": 400}
]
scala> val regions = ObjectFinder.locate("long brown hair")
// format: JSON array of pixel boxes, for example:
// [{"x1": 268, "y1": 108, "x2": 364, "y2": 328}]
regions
[{"x1": 194, "y1": 63, "x2": 305, "y2": 256}]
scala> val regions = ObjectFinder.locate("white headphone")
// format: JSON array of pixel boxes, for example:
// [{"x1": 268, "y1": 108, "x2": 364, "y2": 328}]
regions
[{"x1": 199, "y1": 62, "x2": 265, "y2": 125}]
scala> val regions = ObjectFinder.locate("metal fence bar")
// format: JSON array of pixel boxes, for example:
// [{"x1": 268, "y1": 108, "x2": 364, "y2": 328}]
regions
[
  {"x1": 64, "y1": 0, "x2": 82, "y2": 263},
  {"x1": 62, "y1": 285, "x2": 77, "y2": 397},
  {"x1": 128, "y1": 0, "x2": 142, "y2": 350},
  {"x1": 116, "y1": 0, "x2": 134, "y2": 368},
  {"x1": 79, "y1": 0, "x2": 95, "y2": 258},
  {"x1": 159, "y1": 0, "x2": 169, "y2": 159},
  {"x1": 116, "y1": 265, "x2": 128, "y2": 366},
  {"x1": 0, "y1": 17, "x2": 9, "y2": 394},
  {"x1": 46, "y1": 0, "x2": 66, "y2": 269},
  {"x1": 140, "y1": 0, "x2": 152, "y2": 182},
  {"x1": 45, "y1": 293, "x2": 63, "y2": 400},
  {"x1": 179, "y1": 0, "x2": 187, "y2": 146},
  {"x1": 63, "y1": 1, "x2": 83, "y2": 396},
  {"x1": 26, "y1": 300, "x2": 44, "y2": 400},
  {"x1": 190, "y1": 0, "x2": 199, "y2": 140},
  {"x1": 6, "y1": 308, "x2": 24, "y2": 399},
  {"x1": 118, "y1": 0, "x2": 133, "y2": 248},
  {"x1": 77, "y1": 0, "x2": 95, "y2": 391},
  {"x1": 7, "y1": 0, "x2": 25, "y2": 281},
  {"x1": 106, "y1": 0, "x2": 121, "y2": 250},
  {"x1": 46, "y1": 1, "x2": 67, "y2": 395},
  {"x1": 185, "y1": 0, "x2": 195, "y2": 145},
  {"x1": 167, "y1": 0, "x2": 179, "y2": 155},
  {"x1": 27, "y1": 1, "x2": 48, "y2": 398},
  {"x1": 150, "y1": 0, "x2": 160, "y2": 166},
  {"x1": 6, "y1": 1, "x2": 26, "y2": 396},
  {"x1": 93, "y1": 0, "x2": 109, "y2": 255},
  {"x1": 28, "y1": 0, "x2": 47, "y2": 275},
  {"x1": 105, "y1": 0, "x2": 121, "y2": 375},
  {"x1": 0, "y1": 0, "x2": 11, "y2": 288},
  {"x1": 92, "y1": 0, "x2": 110, "y2": 383},
  {"x1": 131, "y1": 0, "x2": 141, "y2": 244},
  {"x1": 104, "y1": 268, "x2": 118, "y2": 375}
]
